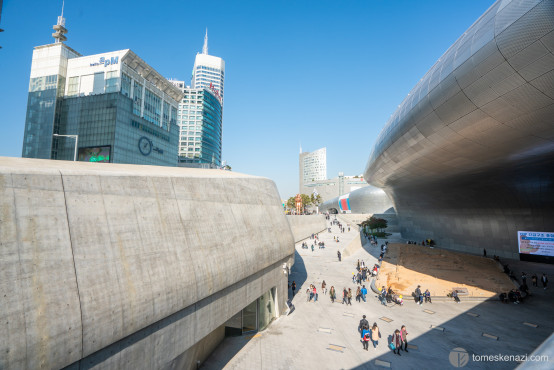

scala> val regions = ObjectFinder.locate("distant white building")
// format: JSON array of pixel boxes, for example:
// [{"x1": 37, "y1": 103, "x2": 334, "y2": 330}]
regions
[
  {"x1": 191, "y1": 30, "x2": 225, "y2": 103},
  {"x1": 299, "y1": 147, "x2": 327, "y2": 193}
]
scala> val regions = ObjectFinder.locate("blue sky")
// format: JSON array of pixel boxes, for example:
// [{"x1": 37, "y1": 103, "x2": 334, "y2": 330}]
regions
[{"x1": 0, "y1": 0, "x2": 493, "y2": 199}]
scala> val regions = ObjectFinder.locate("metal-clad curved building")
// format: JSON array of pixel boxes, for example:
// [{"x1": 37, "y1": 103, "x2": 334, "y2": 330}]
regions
[
  {"x1": 320, "y1": 185, "x2": 393, "y2": 215},
  {"x1": 364, "y1": 0, "x2": 554, "y2": 259}
]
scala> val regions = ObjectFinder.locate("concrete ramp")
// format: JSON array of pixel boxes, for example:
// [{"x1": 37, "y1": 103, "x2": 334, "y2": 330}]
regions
[{"x1": 0, "y1": 157, "x2": 294, "y2": 369}]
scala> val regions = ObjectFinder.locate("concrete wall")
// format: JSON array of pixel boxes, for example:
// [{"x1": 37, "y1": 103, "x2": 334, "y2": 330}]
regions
[
  {"x1": 0, "y1": 157, "x2": 294, "y2": 370},
  {"x1": 286, "y1": 215, "x2": 327, "y2": 242}
]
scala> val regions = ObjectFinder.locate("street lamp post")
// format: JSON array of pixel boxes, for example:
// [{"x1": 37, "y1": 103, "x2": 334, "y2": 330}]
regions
[{"x1": 53, "y1": 134, "x2": 79, "y2": 161}]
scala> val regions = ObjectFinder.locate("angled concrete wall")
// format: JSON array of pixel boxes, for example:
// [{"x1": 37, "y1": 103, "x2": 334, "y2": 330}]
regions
[
  {"x1": 286, "y1": 215, "x2": 327, "y2": 242},
  {"x1": 0, "y1": 157, "x2": 294, "y2": 369}
]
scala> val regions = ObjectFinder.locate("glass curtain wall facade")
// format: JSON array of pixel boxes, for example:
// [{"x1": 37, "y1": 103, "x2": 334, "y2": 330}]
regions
[
  {"x1": 22, "y1": 43, "x2": 80, "y2": 159},
  {"x1": 176, "y1": 87, "x2": 222, "y2": 166},
  {"x1": 22, "y1": 47, "x2": 182, "y2": 167}
]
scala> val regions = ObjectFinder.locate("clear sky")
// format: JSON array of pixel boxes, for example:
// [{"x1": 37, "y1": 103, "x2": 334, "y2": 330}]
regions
[{"x1": 0, "y1": 0, "x2": 493, "y2": 199}]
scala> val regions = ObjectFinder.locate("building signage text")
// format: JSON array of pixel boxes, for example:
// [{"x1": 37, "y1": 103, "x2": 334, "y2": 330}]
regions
[{"x1": 90, "y1": 56, "x2": 119, "y2": 67}]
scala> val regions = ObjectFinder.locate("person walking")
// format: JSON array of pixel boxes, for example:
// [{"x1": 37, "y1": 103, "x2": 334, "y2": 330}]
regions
[
  {"x1": 313, "y1": 286, "x2": 318, "y2": 302},
  {"x1": 306, "y1": 288, "x2": 311, "y2": 302},
  {"x1": 532, "y1": 274, "x2": 538, "y2": 287},
  {"x1": 392, "y1": 329, "x2": 402, "y2": 355},
  {"x1": 330, "y1": 286, "x2": 336, "y2": 303},
  {"x1": 400, "y1": 325, "x2": 409, "y2": 352},
  {"x1": 291, "y1": 281, "x2": 296, "y2": 297},
  {"x1": 380, "y1": 286, "x2": 387, "y2": 306},
  {"x1": 542, "y1": 273, "x2": 548, "y2": 289},
  {"x1": 337, "y1": 250, "x2": 341, "y2": 261},
  {"x1": 371, "y1": 323, "x2": 380, "y2": 349},
  {"x1": 362, "y1": 327, "x2": 370, "y2": 351},
  {"x1": 322, "y1": 280, "x2": 327, "y2": 295},
  {"x1": 359, "y1": 315, "x2": 369, "y2": 340},
  {"x1": 342, "y1": 288, "x2": 348, "y2": 304},
  {"x1": 361, "y1": 285, "x2": 367, "y2": 302},
  {"x1": 356, "y1": 286, "x2": 362, "y2": 303},
  {"x1": 347, "y1": 288, "x2": 353, "y2": 305}
]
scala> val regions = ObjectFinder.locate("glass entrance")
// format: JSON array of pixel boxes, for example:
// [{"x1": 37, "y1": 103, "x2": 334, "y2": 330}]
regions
[{"x1": 242, "y1": 299, "x2": 257, "y2": 333}]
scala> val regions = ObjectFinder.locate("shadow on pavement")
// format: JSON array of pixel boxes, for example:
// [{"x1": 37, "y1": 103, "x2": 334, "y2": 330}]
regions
[
  {"x1": 350, "y1": 289, "x2": 554, "y2": 370},
  {"x1": 288, "y1": 248, "x2": 307, "y2": 300}
]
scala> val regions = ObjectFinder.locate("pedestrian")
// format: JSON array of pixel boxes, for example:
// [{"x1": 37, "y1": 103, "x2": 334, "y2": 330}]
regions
[
  {"x1": 309, "y1": 284, "x2": 314, "y2": 301},
  {"x1": 392, "y1": 329, "x2": 402, "y2": 355},
  {"x1": 371, "y1": 323, "x2": 380, "y2": 349},
  {"x1": 311, "y1": 244, "x2": 314, "y2": 252},
  {"x1": 532, "y1": 274, "x2": 538, "y2": 287},
  {"x1": 361, "y1": 285, "x2": 367, "y2": 302},
  {"x1": 291, "y1": 281, "x2": 296, "y2": 297},
  {"x1": 362, "y1": 327, "x2": 370, "y2": 351},
  {"x1": 358, "y1": 315, "x2": 369, "y2": 338},
  {"x1": 342, "y1": 288, "x2": 348, "y2": 304},
  {"x1": 322, "y1": 280, "x2": 327, "y2": 295},
  {"x1": 380, "y1": 286, "x2": 387, "y2": 306},
  {"x1": 521, "y1": 272, "x2": 527, "y2": 285},
  {"x1": 337, "y1": 250, "x2": 341, "y2": 262},
  {"x1": 357, "y1": 259, "x2": 360, "y2": 271},
  {"x1": 330, "y1": 286, "x2": 336, "y2": 303},
  {"x1": 400, "y1": 325, "x2": 409, "y2": 352},
  {"x1": 541, "y1": 273, "x2": 548, "y2": 289},
  {"x1": 306, "y1": 288, "x2": 311, "y2": 302},
  {"x1": 347, "y1": 288, "x2": 353, "y2": 305},
  {"x1": 313, "y1": 285, "x2": 318, "y2": 302},
  {"x1": 415, "y1": 285, "x2": 423, "y2": 305},
  {"x1": 452, "y1": 290, "x2": 460, "y2": 303},
  {"x1": 356, "y1": 286, "x2": 362, "y2": 302},
  {"x1": 483, "y1": 248, "x2": 487, "y2": 257}
]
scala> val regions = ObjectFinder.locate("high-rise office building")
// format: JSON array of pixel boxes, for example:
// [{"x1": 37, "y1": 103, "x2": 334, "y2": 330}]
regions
[
  {"x1": 169, "y1": 81, "x2": 223, "y2": 167},
  {"x1": 299, "y1": 147, "x2": 327, "y2": 193},
  {"x1": 169, "y1": 31, "x2": 225, "y2": 167},
  {"x1": 191, "y1": 30, "x2": 225, "y2": 102},
  {"x1": 22, "y1": 11, "x2": 182, "y2": 166}
]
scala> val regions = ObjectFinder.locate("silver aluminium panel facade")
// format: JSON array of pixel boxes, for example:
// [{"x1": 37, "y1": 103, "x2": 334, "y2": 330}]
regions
[{"x1": 364, "y1": 0, "x2": 554, "y2": 259}]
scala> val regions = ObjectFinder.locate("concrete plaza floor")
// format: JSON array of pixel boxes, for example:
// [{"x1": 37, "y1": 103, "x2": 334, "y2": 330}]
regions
[{"x1": 202, "y1": 220, "x2": 554, "y2": 369}]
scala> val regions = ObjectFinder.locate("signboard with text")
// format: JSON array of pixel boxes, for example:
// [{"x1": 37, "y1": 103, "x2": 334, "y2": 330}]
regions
[{"x1": 518, "y1": 231, "x2": 554, "y2": 257}]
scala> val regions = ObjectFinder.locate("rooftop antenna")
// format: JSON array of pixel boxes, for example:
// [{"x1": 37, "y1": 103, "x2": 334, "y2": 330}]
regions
[
  {"x1": 52, "y1": 0, "x2": 67, "y2": 43},
  {"x1": 202, "y1": 28, "x2": 208, "y2": 55}
]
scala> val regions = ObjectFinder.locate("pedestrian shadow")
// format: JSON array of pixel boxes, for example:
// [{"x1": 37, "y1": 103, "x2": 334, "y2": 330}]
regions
[
  {"x1": 288, "y1": 248, "x2": 307, "y2": 300},
  {"x1": 349, "y1": 292, "x2": 554, "y2": 370}
]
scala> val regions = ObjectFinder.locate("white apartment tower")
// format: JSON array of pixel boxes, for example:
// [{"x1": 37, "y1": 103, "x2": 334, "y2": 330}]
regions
[
  {"x1": 191, "y1": 30, "x2": 225, "y2": 102},
  {"x1": 299, "y1": 147, "x2": 327, "y2": 193}
]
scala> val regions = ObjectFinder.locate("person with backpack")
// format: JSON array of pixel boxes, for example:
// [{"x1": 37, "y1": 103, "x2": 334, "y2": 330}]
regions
[{"x1": 362, "y1": 326, "x2": 371, "y2": 351}]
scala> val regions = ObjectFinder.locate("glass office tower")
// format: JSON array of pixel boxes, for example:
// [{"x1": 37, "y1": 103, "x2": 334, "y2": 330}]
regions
[
  {"x1": 22, "y1": 46, "x2": 182, "y2": 166},
  {"x1": 171, "y1": 85, "x2": 222, "y2": 167}
]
